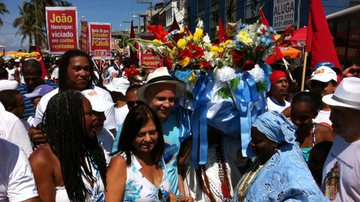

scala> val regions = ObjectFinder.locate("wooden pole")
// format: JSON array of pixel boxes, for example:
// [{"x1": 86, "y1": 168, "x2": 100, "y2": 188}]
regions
[{"x1": 301, "y1": 52, "x2": 308, "y2": 91}]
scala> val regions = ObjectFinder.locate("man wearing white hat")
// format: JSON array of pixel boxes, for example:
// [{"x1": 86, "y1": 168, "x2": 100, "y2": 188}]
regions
[
  {"x1": 321, "y1": 77, "x2": 360, "y2": 201},
  {"x1": 104, "y1": 77, "x2": 130, "y2": 128},
  {"x1": 307, "y1": 63, "x2": 338, "y2": 126}
]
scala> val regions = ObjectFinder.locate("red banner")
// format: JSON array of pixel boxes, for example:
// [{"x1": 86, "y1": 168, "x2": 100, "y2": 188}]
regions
[
  {"x1": 79, "y1": 19, "x2": 89, "y2": 54},
  {"x1": 89, "y1": 23, "x2": 112, "y2": 59},
  {"x1": 139, "y1": 49, "x2": 163, "y2": 69},
  {"x1": 45, "y1": 7, "x2": 78, "y2": 54}
]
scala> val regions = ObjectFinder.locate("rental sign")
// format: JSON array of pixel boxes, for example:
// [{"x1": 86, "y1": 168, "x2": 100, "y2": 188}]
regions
[
  {"x1": 45, "y1": 7, "x2": 78, "y2": 54},
  {"x1": 273, "y1": 0, "x2": 295, "y2": 31}
]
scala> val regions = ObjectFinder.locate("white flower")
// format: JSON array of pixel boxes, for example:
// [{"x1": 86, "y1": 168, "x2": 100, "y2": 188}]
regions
[
  {"x1": 202, "y1": 51, "x2": 214, "y2": 61},
  {"x1": 197, "y1": 19, "x2": 204, "y2": 29},
  {"x1": 249, "y1": 64, "x2": 265, "y2": 82},
  {"x1": 203, "y1": 34, "x2": 211, "y2": 44},
  {"x1": 215, "y1": 66, "x2": 236, "y2": 82}
]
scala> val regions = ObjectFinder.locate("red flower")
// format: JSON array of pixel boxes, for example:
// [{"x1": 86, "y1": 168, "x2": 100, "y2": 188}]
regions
[
  {"x1": 232, "y1": 50, "x2": 244, "y2": 64},
  {"x1": 163, "y1": 56, "x2": 173, "y2": 69},
  {"x1": 242, "y1": 60, "x2": 255, "y2": 71},
  {"x1": 124, "y1": 67, "x2": 140, "y2": 78},
  {"x1": 199, "y1": 61, "x2": 211, "y2": 70},
  {"x1": 178, "y1": 48, "x2": 191, "y2": 59},
  {"x1": 147, "y1": 25, "x2": 168, "y2": 42},
  {"x1": 187, "y1": 44, "x2": 204, "y2": 59}
]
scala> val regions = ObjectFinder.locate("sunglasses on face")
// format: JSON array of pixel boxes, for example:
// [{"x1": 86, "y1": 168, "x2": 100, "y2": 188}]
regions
[
  {"x1": 310, "y1": 81, "x2": 328, "y2": 89},
  {"x1": 126, "y1": 100, "x2": 142, "y2": 109}
]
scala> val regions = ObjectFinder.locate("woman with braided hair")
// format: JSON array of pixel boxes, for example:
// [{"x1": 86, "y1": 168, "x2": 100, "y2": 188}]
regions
[{"x1": 29, "y1": 90, "x2": 107, "y2": 201}]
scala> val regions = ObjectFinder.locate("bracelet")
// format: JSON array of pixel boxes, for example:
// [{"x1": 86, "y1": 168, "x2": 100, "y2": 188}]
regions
[{"x1": 176, "y1": 194, "x2": 183, "y2": 202}]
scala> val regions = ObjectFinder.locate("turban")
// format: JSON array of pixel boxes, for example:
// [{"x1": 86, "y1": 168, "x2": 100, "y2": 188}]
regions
[
  {"x1": 269, "y1": 70, "x2": 286, "y2": 84},
  {"x1": 253, "y1": 111, "x2": 297, "y2": 144}
]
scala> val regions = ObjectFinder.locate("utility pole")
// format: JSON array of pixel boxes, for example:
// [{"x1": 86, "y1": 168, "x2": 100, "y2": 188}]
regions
[{"x1": 136, "y1": 0, "x2": 153, "y2": 24}]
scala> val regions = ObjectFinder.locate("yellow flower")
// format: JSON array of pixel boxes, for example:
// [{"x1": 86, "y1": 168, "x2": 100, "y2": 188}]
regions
[
  {"x1": 177, "y1": 39, "x2": 187, "y2": 50},
  {"x1": 187, "y1": 35, "x2": 193, "y2": 42},
  {"x1": 193, "y1": 28, "x2": 203, "y2": 42},
  {"x1": 179, "y1": 57, "x2": 190, "y2": 67},
  {"x1": 237, "y1": 31, "x2": 252, "y2": 45},
  {"x1": 210, "y1": 46, "x2": 219, "y2": 57},
  {"x1": 218, "y1": 47, "x2": 224, "y2": 53},
  {"x1": 170, "y1": 47, "x2": 178, "y2": 60},
  {"x1": 152, "y1": 39, "x2": 162, "y2": 45},
  {"x1": 188, "y1": 71, "x2": 196, "y2": 83}
]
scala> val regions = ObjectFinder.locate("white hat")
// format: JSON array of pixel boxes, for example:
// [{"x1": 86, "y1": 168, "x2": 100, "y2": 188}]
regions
[
  {"x1": 136, "y1": 67, "x2": 185, "y2": 102},
  {"x1": 308, "y1": 66, "x2": 338, "y2": 83},
  {"x1": 14, "y1": 59, "x2": 20, "y2": 62},
  {"x1": 323, "y1": 77, "x2": 360, "y2": 110},
  {"x1": 104, "y1": 77, "x2": 130, "y2": 95},
  {"x1": 81, "y1": 89, "x2": 114, "y2": 112}
]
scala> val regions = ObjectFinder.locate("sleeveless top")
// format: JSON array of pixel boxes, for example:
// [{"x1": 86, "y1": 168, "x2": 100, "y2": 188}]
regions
[
  {"x1": 117, "y1": 152, "x2": 171, "y2": 202},
  {"x1": 55, "y1": 157, "x2": 105, "y2": 202},
  {"x1": 300, "y1": 123, "x2": 316, "y2": 161}
]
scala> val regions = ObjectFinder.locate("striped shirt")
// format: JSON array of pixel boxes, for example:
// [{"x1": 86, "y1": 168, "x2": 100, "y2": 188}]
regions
[{"x1": 17, "y1": 80, "x2": 58, "y2": 120}]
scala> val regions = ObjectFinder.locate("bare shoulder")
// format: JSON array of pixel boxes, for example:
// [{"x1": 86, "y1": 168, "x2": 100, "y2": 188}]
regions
[
  {"x1": 108, "y1": 155, "x2": 127, "y2": 170},
  {"x1": 316, "y1": 124, "x2": 334, "y2": 142},
  {"x1": 29, "y1": 144, "x2": 55, "y2": 169}
]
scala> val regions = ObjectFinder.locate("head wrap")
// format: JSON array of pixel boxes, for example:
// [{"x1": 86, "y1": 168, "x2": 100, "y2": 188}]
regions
[
  {"x1": 269, "y1": 70, "x2": 286, "y2": 84},
  {"x1": 253, "y1": 111, "x2": 297, "y2": 144}
]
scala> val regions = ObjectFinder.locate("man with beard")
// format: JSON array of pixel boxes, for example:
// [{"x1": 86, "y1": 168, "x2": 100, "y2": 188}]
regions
[
  {"x1": 307, "y1": 62, "x2": 338, "y2": 126},
  {"x1": 17, "y1": 59, "x2": 57, "y2": 120},
  {"x1": 267, "y1": 70, "x2": 290, "y2": 113},
  {"x1": 322, "y1": 77, "x2": 360, "y2": 201}
]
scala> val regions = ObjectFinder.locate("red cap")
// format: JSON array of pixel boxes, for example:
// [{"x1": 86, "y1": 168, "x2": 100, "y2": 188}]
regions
[{"x1": 270, "y1": 70, "x2": 287, "y2": 84}]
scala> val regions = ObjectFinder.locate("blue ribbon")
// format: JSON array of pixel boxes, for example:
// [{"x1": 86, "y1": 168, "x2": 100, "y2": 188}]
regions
[
  {"x1": 234, "y1": 72, "x2": 262, "y2": 157},
  {"x1": 191, "y1": 73, "x2": 214, "y2": 168},
  {"x1": 172, "y1": 106, "x2": 192, "y2": 143}
]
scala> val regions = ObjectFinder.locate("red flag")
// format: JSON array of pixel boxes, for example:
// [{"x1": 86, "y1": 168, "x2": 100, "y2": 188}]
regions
[
  {"x1": 169, "y1": 16, "x2": 180, "y2": 32},
  {"x1": 36, "y1": 44, "x2": 47, "y2": 79},
  {"x1": 260, "y1": 10, "x2": 284, "y2": 64},
  {"x1": 218, "y1": 17, "x2": 227, "y2": 43},
  {"x1": 130, "y1": 20, "x2": 138, "y2": 65},
  {"x1": 306, "y1": 0, "x2": 341, "y2": 70}
]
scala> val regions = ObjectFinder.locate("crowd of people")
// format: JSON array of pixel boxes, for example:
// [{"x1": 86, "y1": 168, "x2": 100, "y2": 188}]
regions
[{"x1": 0, "y1": 48, "x2": 360, "y2": 202}]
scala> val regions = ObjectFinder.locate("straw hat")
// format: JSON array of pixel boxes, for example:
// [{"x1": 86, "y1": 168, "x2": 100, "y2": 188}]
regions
[
  {"x1": 322, "y1": 77, "x2": 360, "y2": 110},
  {"x1": 136, "y1": 67, "x2": 185, "y2": 102}
]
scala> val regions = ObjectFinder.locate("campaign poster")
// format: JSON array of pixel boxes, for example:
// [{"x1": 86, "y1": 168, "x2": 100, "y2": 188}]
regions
[
  {"x1": 139, "y1": 49, "x2": 163, "y2": 69},
  {"x1": 80, "y1": 19, "x2": 89, "y2": 54},
  {"x1": 273, "y1": 0, "x2": 295, "y2": 31},
  {"x1": 45, "y1": 7, "x2": 78, "y2": 54},
  {"x1": 89, "y1": 22, "x2": 112, "y2": 59}
]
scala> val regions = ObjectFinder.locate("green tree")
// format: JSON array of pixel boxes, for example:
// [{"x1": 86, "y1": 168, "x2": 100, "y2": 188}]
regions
[
  {"x1": 13, "y1": 0, "x2": 72, "y2": 47},
  {"x1": 0, "y1": 1, "x2": 9, "y2": 27}
]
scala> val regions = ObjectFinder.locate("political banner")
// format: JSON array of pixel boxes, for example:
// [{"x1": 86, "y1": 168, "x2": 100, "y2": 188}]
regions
[
  {"x1": 139, "y1": 49, "x2": 163, "y2": 69},
  {"x1": 89, "y1": 22, "x2": 112, "y2": 59},
  {"x1": 79, "y1": 19, "x2": 89, "y2": 54},
  {"x1": 273, "y1": 0, "x2": 295, "y2": 31},
  {"x1": 45, "y1": 7, "x2": 78, "y2": 54}
]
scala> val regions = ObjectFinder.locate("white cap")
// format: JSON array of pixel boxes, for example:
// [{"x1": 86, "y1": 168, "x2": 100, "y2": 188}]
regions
[
  {"x1": 81, "y1": 89, "x2": 114, "y2": 112},
  {"x1": 104, "y1": 77, "x2": 130, "y2": 94},
  {"x1": 309, "y1": 66, "x2": 337, "y2": 83}
]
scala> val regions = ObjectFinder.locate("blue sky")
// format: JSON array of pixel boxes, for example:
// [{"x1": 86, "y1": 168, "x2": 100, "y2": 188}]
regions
[{"x1": 0, "y1": 0, "x2": 161, "y2": 51}]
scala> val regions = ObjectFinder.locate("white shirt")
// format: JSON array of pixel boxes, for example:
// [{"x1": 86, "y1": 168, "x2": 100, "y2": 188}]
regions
[
  {"x1": 266, "y1": 97, "x2": 291, "y2": 113},
  {"x1": 114, "y1": 105, "x2": 129, "y2": 129},
  {"x1": 0, "y1": 139, "x2": 38, "y2": 202},
  {"x1": 6, "y1": 68, "x2": 16, "y2": 81},
  {"x1": 35, "y1": 86, "x2": 116, "y2": 130},
  {"x1": 322, "y1": 135, "x2": 360, "y2": 201},
  {"x1": 185, "y1": 136, "x2": 243, "y2": 201},
  {"x1": 0, "y1": 80, "x2": 18, "y2": 91},
  {"x1": 0, "y1": 102, "x2": 33, "y2": 157},
  {"x1": 314, "y1": 110, "x2": 332, "y2": 126},
  {"x1": 97, "y1": 128, "x2": 114, "y2": 165}
]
